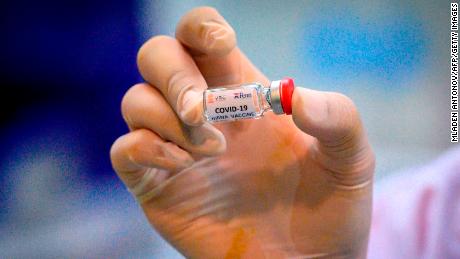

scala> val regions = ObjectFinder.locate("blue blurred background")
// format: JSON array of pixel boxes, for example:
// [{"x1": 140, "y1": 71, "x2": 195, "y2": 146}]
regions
[{"x1": 0, "y1": 0, "x2": 453, "y2": 257}]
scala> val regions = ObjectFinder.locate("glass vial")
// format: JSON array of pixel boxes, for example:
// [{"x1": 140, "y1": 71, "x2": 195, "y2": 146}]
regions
[{"x1": 203, "y1": 77, "x2": 295, "y2": 123}]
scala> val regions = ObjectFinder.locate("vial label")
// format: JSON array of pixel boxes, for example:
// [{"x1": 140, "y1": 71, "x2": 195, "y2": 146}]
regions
[{"x1": 204, "y1": 85, "x2": 261, "y2": 122}]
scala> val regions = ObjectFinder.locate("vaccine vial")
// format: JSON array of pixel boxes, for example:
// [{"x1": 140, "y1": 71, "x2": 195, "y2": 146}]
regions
[{"x1": 203, "y1": 77, "x2": 295, "y2": 123}]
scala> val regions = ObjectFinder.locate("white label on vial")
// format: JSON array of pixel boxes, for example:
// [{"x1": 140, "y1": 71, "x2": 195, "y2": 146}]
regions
[{"x1": 205, "y1": 87, "x2": 260, "y2": 122}]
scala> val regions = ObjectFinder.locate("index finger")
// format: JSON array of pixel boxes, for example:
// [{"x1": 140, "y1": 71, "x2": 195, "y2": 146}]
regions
[
  {"x1": 175, "y1": 7, "x2": 268, "y2": 87},
  {"x1": 137, "y1": 35, "x2": 207, "y2": 126}
]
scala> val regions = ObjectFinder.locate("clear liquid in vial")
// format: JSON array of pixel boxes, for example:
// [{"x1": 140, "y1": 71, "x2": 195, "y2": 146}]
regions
[
  {"x1": 203, "y1": 78, "x2": 295, "y2": 123},
  {"x1": 203, "y1": 83, "x2": 268, "y2": 123}
]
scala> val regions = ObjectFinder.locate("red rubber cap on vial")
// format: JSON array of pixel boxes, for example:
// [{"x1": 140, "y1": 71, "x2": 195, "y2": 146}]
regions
[{"x1": 279, "y1": 77, "x2": 295, "y2": 115}]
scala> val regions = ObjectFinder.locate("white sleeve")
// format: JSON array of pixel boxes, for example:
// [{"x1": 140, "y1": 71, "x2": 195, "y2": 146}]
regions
[{"x1": 367, "y1": 147, "x2": 460, "y2": 259}]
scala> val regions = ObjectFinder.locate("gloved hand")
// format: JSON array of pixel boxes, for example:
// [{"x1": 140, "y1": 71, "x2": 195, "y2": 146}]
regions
[{"x1": 111, "y1": 7, "x2": 375, "y2": 259}]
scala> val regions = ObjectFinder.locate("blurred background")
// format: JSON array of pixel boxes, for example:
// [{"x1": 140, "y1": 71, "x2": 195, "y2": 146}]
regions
[{"x1": 0, "y1": 0, "x2": 454, "y2": 257}]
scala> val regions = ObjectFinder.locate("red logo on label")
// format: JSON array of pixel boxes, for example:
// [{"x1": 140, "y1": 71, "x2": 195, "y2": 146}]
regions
[{"x1": 207, "y1": 93, "x2": 215, "y2": 104}]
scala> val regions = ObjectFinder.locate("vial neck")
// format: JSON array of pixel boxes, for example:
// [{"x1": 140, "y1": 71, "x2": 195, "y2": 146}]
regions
[{"x1": 262, "y1": 87, "x2": 272, "y2": 111}]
